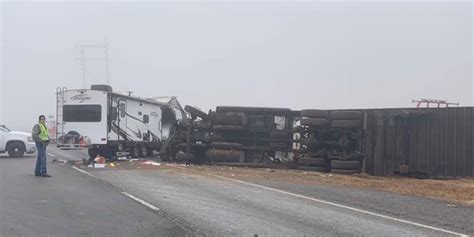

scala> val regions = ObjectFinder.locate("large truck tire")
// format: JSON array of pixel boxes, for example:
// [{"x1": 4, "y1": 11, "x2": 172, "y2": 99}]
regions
[
  {"x1": 300, "y1": 109, "x2": 328, "y2": 118},
  {"x1": 146, "y1": 147, "x2": 154, "y2": 157},
  {"x1": 300, "y1": 118, "x2": 328, "y2": 127},
  {"x1": 131, "y1": 144, "x2": 141, "y2": 158},
  {"x1": 139, "y1": 144, "x2": 149, "y2": 158},
  {"x1": 330, "y1": 160, "x2": 361, "y2": 170},
  {"x1": 331, "y1": 120, "x2": 362, "y2": 129},
  {"x1": 330, "y1": 111, "x2": 362, "y2": 120}
]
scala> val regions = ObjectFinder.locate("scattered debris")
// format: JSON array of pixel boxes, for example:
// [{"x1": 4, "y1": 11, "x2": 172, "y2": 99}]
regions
[
  {"x1": 142, "y1": 161, "x2": 161, "y2": 166},
  {"x1": 94, "y1": 156, "x2": 106, "y2": 164},
  {"x1": 87, "y1": 163, "x2": 106, "y2": 168},
  {"x1": 164, "y1": 163, "x2": 186, "y2": 169},
  {"x1": 320, "y1": 174, "x2": 333, "y2": 178}
]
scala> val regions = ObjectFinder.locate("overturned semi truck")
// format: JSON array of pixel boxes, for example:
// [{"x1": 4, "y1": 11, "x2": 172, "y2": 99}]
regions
[
  {"x1": 162, "y1": 106, "x2": 297, "y2": 167},
  {"x1": 164, "y1": 107, "x2": 366, "y2": 173}
]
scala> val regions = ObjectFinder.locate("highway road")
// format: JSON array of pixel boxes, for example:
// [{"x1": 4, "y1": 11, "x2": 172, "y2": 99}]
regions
[
  {"x1": 0, "y1": 151, "x2": 187, "y2": 237},
  {"x1": 1, "y1": 147, "x2": 472, "y2": 236}
]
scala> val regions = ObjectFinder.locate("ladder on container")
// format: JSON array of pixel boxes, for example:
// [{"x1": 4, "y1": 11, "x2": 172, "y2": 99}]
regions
[
  {"x1": 56, "y1": 87, "x2": 67, "y2": 144},
  {"x1": 412, "y1": 99, "x2": 459, "y2": 108}
]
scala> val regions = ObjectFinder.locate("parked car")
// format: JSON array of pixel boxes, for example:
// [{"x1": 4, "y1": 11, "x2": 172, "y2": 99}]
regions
[{"x1": 0, "y1": 125, "x2": 36, "y2": 157}]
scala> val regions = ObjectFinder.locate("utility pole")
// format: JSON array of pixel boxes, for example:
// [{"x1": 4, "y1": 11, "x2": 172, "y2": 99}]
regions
[
  {"x1": 81, "y1": 47, "x2": 86, "y2": 89},
  {"x1": 76, "y1": 37, "x2": 110, "y2": 89}
]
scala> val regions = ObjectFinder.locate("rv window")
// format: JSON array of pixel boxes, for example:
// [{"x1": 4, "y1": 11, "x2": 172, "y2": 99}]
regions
[
  {"x1": 119, "y1": 103, "x2": 126, "y2": 118},
  {"x1": 143, "y1": 115, "x2": 149, "y2": 124},
  {"x1": 63, "y1": 105, "x2": 101, "y2": 122}
]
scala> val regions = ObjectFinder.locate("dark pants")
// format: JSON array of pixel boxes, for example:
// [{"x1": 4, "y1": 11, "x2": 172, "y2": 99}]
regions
[{"x1": 35, "y1": 142, "x2": 47, "y2": 176}]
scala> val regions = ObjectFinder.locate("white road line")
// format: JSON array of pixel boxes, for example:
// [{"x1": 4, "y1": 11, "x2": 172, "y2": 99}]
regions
[
  {"x1": 48, "y1": 153, "x2": 56, "y2": 157},
  {"x1": 121, "y1": 192, "x2": 160, "y2": 211},
  {"x1": 71, "y1": 166, "x2": 160, "y2": 212},
  {"x1": 211, "y1": 174, "x2": 468, "y2": 237},
  {"x1": 72, "y1": 166, "x2": 97, "y2": 179}
]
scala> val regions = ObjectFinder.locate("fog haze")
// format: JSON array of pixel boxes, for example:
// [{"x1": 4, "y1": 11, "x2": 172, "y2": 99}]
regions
[{"x1": 1, "y1": 1, "x2": 472, "y2": 131}]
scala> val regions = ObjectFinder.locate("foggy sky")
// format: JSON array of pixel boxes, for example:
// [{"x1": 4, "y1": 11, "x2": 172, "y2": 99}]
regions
[{"x1": 1, "y1": 1, "x2": 472, "y2": 131}]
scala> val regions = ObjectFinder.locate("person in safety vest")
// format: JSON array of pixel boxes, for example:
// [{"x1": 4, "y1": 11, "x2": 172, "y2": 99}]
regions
[{"x1": 32, "y1": 115, "x2": 51, "y2": 177}]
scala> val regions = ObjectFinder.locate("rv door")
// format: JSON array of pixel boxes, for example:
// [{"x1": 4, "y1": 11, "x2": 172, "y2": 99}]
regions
[{"x1": 118, "y1": 100, "x2": 127, "y2": 140}]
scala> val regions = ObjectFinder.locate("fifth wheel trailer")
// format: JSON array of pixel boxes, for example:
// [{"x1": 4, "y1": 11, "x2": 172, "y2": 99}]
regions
[{"x1": 56, "y1": 85, "x2": 184, "y2": 160}]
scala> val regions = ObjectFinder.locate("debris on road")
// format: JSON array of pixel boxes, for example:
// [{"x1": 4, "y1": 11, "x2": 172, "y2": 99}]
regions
[
  {"x1": 87, "y1": 163, "x2": 105, "y2": 168},
  {"x1": 94, "y1": 156, "x2": 106, "y2": 164}
]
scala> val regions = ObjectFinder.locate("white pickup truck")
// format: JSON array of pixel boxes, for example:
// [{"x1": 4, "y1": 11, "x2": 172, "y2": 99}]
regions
[{"x1": 0, "y1": 125, "x2": 36, "y2": 157}]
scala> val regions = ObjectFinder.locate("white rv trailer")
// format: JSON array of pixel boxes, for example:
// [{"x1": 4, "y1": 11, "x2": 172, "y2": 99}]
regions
[{"x1": 56, "y1": 85, "x2": 184, "y2": 160}]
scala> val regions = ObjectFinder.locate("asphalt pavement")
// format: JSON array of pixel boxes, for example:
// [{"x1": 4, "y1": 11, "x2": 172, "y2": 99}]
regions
[
  {"x1": 45, "y1": 147, "x2": 473, "y2": 237},
  {"x1": 0, "y1": 151, "x2": 188, "y2": 237}
]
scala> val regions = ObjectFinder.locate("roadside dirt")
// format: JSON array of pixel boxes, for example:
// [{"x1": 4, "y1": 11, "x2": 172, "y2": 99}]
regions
[{"x1": 91, "y1": 160, "x2": 474, "y2": 205}]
